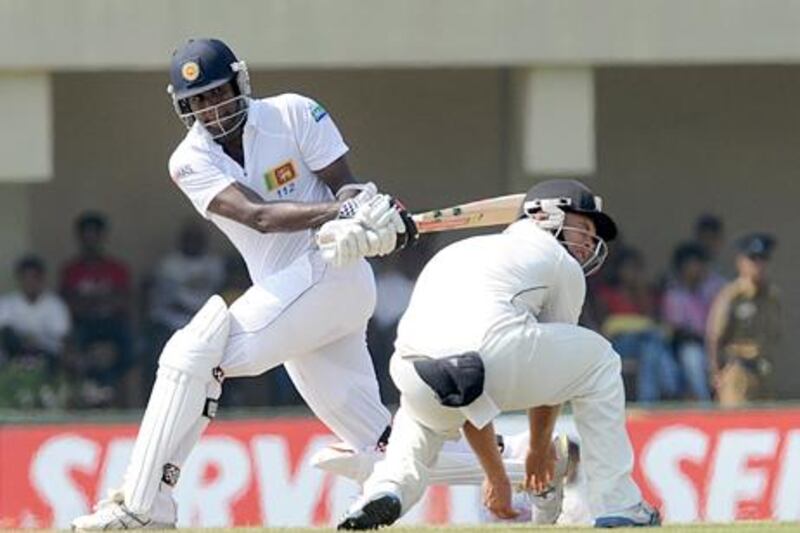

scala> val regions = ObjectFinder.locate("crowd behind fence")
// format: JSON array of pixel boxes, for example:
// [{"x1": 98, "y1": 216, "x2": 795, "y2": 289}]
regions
[{"x1": 0, "y1": 209, "x2": 784, "y2": 411}]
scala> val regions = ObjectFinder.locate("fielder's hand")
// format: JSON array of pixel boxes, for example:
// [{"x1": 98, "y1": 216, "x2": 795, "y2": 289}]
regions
[
  {"x1": 482, "y1": 476, "x2": 520, "y2": 520},
  {"x1": 524, "y1": 442, "x2": 557, "y2": 495}
]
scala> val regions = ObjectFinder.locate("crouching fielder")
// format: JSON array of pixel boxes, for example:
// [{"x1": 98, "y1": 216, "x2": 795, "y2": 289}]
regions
[{"x1": 337, "y1": 179, "x2": 661, "y2": 529}]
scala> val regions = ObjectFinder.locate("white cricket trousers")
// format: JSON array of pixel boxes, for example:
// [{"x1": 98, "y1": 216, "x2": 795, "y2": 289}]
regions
[
  {"x1": 222, "y1": 253, "x2": 391, "y2": 449},
  {"x1": 364, "y1": 318, "x2": 642, "y2": 518}
]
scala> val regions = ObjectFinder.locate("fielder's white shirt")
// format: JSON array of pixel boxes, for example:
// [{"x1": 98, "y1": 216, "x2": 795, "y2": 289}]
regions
[
  {"x1": 395, "y1": 220, "x2": 586, "y2": 357},
  {"x1": 0, "y1": 291, "x2": 71, "y2": 353},
  {"x1": 168, "y1": 94, "x2": 348, "y2": 287}
]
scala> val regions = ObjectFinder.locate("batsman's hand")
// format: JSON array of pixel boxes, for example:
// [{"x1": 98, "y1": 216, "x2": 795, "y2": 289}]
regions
[
  {"x1": 524, "y1": 441, "x2": 557, "y2": 495},
  {"x1": 317, "y1": 217, "x2": 397, "y2": 267},
  {"x1": 316, "y1": 219, "x2": 376, "y2": 268},
  {"x1": 354, "y1": 194, "x2": 419, "y2": 252},
  {"x1": 482, "y1": 476, "x2": 519, "y2": 521},
  {"x1": 391, "y1": 199, "x2": 419, "y2": 251},
  {"x1": 353, "y1": 195, "x2": 403, "y2": 255},
  {"x1": 336, "y1": 182, "x2": 378, "y2": 219}
]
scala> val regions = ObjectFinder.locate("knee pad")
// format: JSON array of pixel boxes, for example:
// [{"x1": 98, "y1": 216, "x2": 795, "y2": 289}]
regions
[
  {"x1": 413, "y1": 352, "x2": 485, "y2": 408},
  {"x1": 159, "y1": 295, "x2": 230, "y2": 380}
]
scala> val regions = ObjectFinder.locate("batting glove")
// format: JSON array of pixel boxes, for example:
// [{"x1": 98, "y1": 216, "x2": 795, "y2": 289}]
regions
[
  {"x1": 354, "y1": 195, "x2": 404, "y2": 254},
  {"x1": 316, "y1": 219, "x2": 373, "y2": 268},
  {"x1": 392, "y1": 199, "x2": 419, "y2": 251},
  {"x1": 336, "y1": 182, "x2": 378, "y2": 219}
]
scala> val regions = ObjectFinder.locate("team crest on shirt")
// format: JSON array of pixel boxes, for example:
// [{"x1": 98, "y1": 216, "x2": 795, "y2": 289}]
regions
[{"x1": 264, "y1": 160, "x2": 298, "y2": 197}]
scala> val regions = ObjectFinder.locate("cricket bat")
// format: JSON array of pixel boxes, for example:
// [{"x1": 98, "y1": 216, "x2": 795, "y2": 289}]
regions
[
  {"x1": 411, "y1": 193, "x2": 525, "y2": 234},
  {"x1": 317, "y1": 192, "x2": 525, "y2": 248}
]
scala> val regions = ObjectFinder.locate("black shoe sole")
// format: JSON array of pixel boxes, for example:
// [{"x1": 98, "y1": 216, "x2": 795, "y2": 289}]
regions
[{"x1": 337, "y1": 494, "x2": 402, "y2": 530}]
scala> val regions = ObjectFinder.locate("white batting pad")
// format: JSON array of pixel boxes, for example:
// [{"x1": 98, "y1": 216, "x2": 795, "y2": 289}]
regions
[{"x1": 123, "y1": 296, "x2": 230, "y2": 515}]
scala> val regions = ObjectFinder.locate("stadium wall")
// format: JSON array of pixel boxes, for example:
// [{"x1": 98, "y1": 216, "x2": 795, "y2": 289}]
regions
[{"x1": 2, "y1": 408, "x2": 799, "y2": 528}]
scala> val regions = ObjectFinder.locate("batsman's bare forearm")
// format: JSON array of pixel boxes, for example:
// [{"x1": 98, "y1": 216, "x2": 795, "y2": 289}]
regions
[
  {"x1": 209, "y1": 183, "x2": 341, "y2": 233},
  {"x1": 462, "y1": 421, "x2": 508, "y2": 483},
  {"x1": 247, "y1": 200, "x2": 340, "y2": 232},
  {"x1": 528, "y1": 405, "x2": 561, "y2": 452}
]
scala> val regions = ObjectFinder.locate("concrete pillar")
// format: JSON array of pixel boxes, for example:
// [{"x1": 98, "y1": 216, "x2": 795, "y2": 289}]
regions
[
  {"x1": 0, "y1": 73, "x2": 53, "y2": 181},
  {"x1": 0, "y1": 73, "x2": 51, "y2": 289},
  {"x1": 0, "y1": 185, "x2": 31, "y2": 291},
  {"x1": 511, "y1": 67, "x2": 595, "y2": 191}
]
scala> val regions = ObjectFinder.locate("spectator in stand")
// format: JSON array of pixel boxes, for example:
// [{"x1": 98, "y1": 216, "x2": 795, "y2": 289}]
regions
[
  {"x1": 60, "y1": 211, "x2": 133, "y2": 407},
  {"x1": 707, "y1": 234, "x2": 781, "y2": 406},
  {"x1": 662, "y1": 242, "x2": 719, "y2": 401},
  {"x1": 0, "y1": 254, "x2": 71, "y2": 408},
  {"x1": 144, "y1": 222, "x2": 225, "y2": 385},
  {"x1": 694, "y1": 213, "x2": 728, "y2": 294},
  {"x1": 594, "y1": 247, "x2": 679, "y2": 403}
]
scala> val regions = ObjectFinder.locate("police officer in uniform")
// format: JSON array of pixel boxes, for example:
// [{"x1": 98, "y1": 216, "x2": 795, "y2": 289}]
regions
[{"x1": 707, "y1": 233, "x2": 781, "y2": 406}]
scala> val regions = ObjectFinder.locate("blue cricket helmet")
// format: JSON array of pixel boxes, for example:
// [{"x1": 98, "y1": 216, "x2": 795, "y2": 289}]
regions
[{"x1": 166, "y1": 38, "x2": 252, "y2": 136}]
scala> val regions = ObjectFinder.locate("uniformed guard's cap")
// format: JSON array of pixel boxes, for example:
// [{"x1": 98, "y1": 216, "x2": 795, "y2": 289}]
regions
[
  {"x1": 523, "y1": 179, "x2": 618, "y2": 241},
  {"x1": 737, "y1": 233, "x2": 776, "y2": 260},
  {"x1": 169, "y1": 38, "x2": 239, "y2": 100}
]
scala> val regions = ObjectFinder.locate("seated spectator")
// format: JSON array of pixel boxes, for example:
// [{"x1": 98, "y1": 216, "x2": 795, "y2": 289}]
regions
[
  {"x1": 143, "y1": 221, "x2": 225, "y2": 387},
  {"x1": 0, "y1": 255, "x2": 71, "y2": 408},
  {"x1": 148, "y1": 221, "x2": 225, "y2": 332},
  {"x1": 594, "y1": 247, "x2": 679, "y2": 403},
  {"x1": 694, "y1": 213, "x2": 728, "y2": 293},
  {"x1": 662, "y1": 242, "x2": 720, "y2": 401},
  {"x1": 707, "y1": 234, "x2": 781, "y2": 406},
  {"x1": 60, "y1": 211, "x2": 133, "y2": 407}
]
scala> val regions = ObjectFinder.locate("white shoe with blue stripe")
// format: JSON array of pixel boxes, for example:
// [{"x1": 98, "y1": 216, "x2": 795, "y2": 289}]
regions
[{"x1": 594, "y1": 501, "x2": 661, "y2": 528}]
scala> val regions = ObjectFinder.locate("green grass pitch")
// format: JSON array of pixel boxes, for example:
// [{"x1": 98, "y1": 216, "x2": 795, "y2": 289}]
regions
[{"x1": 16, "y1": 523, "x2": 796, "y2": 532}]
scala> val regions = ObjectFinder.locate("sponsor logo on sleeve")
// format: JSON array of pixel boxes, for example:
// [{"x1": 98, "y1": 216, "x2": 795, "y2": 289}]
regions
[
  {"x1": 310, "y1": 103, "x2": 328, "y2": 122},
  {"x1": 172, "y1": 164, "x2": 194, "y2": 181}
]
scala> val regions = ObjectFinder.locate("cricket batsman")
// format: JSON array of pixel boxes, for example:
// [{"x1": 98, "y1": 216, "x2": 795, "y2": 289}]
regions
[
  {"x1": 71, "y1": 37, "x2": 536, "y2": 530},
  {"x1": 334, "y1": 179, "x2": 661, "y2": 529}
]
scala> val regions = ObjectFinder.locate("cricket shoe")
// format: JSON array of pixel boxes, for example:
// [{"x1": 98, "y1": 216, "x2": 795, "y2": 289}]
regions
[
  {"x1": 311, "y1": 442, "x2": 381, "y2": 484},
  {"x1": 337, "y1": 492, "x2": 402, "y2": 530},
  {"x1": 594, "y1": 501, "x2": 662, "y2": 528},
  {"x1": 528, "y1": 433, "x2": 571, "y2": 525},
  {"x1": 71, "y1": 488, "x2": 176, "y2": 531}
]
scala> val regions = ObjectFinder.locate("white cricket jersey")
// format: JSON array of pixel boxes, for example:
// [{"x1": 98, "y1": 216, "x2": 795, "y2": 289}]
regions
[
  {"x1": 168, "y1": 93, "x2": 348, "y2": 287},
  {"x1": 395, "y1": 220, "x2": 586, "y2": 357}
]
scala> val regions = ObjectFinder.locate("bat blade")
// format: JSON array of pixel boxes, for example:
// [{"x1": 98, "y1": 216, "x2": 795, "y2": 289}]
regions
[{"x1": 412, "y1": 193, "x2": 525, "y2": 234}]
